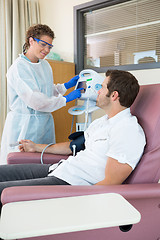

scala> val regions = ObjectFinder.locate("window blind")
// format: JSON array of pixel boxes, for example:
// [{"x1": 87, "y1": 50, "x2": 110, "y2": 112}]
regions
[{"x1": 84, "y1": 0, "x2": 160, "y2": 68}]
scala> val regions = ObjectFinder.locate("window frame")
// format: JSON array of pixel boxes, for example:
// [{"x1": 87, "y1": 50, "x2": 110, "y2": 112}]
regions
[{"x1": 74, "y1": 0, "x2": 160, "y2": 74}]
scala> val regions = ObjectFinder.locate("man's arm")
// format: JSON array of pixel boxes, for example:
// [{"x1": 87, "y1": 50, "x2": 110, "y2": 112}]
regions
[
  {"x1": 19, "y1": 140, "x2": 72, "y2": 155},
  {"x1": 95, "y1": 157, "x2": 132, "y2": 185}
]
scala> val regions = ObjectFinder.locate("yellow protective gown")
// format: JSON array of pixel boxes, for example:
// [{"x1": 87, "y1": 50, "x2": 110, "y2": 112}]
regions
[{"x1": 0, "y1": 54, "x2": 67, "y2": 164}]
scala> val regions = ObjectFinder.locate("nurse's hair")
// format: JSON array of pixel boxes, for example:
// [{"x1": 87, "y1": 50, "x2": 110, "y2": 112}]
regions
[
  {"x1": 23, "y1": 24, "x2": 55, "y2": 53},
  {"x1": 105, "y1": 70, "x2": 139, "y2": 108}
]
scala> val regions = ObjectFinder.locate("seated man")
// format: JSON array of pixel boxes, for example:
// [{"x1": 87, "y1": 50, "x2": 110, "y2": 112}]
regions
[{"x1": 0, "y1": 70, "x2": 146, "y2": 209}]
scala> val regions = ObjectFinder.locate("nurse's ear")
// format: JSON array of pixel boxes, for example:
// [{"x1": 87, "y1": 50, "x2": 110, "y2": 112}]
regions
[{"x1": 28, "y1": 37, "x2": 34, "y2": 47}]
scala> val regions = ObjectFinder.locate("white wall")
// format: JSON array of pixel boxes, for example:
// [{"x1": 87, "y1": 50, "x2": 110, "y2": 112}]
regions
[
  {"x1": 38, "y1": 0, "x2": 92, "y2": 62},
  {"x1": 130, "y1": 68, "x2": 160, "y2": 85}
]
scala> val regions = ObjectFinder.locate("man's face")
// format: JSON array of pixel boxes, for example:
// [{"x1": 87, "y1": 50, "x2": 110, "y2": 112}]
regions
[{"x1": 96, "y1": 77, "x2": 110, "y2": 109}]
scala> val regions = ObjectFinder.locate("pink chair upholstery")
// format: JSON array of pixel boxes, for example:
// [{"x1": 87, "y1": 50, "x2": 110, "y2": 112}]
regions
[
  {"x1": 2, "y1": 83, "x2": 160, "y2": 240},
  {"x1": 7, "y1": 152, "x2": 68, "y2": 165}
]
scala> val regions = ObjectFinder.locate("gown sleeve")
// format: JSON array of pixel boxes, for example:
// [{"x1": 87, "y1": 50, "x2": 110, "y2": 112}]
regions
[
  {"x1": 53, "y1": 83, "x2": 67, "y2": 96},
  {"x1": 7, "y1": 59, "x2": 67, "y2": 112},
  {"x1": 46, "y1": 62, "x2": 67, "y2": 97}
]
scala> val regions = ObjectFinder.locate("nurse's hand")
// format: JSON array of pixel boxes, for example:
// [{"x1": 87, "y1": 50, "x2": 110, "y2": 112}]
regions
[
  {"x1": 64, "y1": 88, "x2": 83, "y2": 103},
  {"x1": 64, "y1": 75, "x2": 79, "y2": 89},
  {"x1": 19, "y1": 139, "x2": 37, "y2": 152}
]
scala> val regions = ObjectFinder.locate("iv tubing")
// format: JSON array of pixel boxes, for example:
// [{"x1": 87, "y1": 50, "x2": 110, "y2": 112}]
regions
[
  {"x1": 41, "y1": 143, "x2": 54, "y2": 164},
  {"x1": 84, "y1": 98, "x2": 89, "y2": 131}
]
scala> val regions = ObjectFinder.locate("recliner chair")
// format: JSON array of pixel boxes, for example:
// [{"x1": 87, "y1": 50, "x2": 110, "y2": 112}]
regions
[{"x1": 2, "y1": 83, "x2": 160, "y2": 240}]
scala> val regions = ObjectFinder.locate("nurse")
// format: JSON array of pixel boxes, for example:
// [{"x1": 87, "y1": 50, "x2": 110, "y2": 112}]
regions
[{"x1": 0, "y1": 24, "x2": 82, "y2": 164}]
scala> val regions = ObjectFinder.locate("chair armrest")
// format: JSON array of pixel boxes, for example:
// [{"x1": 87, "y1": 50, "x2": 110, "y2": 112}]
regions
[
  {"x1": 0, "y1": 192, "x2": 141, "y2": 240},
  {"x1": 7, "y1": 152, "x2": 69, "y2": 165},
  {"x1": 2, "y1": 183, "x2": 160, "y2": 205}
]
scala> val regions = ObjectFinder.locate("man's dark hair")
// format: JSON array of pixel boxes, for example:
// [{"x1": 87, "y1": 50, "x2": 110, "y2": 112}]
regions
[{"x1": 106, "y1": 70, "x2": 140, "y2": 108}]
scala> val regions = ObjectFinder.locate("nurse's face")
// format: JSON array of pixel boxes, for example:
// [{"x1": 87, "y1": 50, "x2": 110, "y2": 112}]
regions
[{"x1": 29, "y1": 35, "x2": 53, "y2": 60}]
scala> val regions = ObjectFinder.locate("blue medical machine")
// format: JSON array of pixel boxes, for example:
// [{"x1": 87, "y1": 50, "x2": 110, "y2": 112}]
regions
[{"x1": 68, "y1": 69, "x2": 105, "y2": 131}]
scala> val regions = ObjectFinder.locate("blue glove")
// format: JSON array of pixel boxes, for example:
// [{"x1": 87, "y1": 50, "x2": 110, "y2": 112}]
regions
[
  {"x1": 64, "y1": 88, "x2": 83, "y2": 103},
  {"x1": 64, "y1": 75, "x2": 79, "y2": 89}
]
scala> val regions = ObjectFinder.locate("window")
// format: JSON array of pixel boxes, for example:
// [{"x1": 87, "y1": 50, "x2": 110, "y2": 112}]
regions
[{"x1": 74, "y1": 0, "x2": 160, "y2": 73}]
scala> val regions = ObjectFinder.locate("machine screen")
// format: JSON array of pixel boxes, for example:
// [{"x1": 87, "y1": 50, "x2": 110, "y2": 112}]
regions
[{"x1": 77, "y1": 81, "x2": 86, "y2": 93}]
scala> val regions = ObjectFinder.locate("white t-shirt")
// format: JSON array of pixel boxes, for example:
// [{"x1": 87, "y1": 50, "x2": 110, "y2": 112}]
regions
[{"x1": 48, "y1": 108, "x2": 146, "y2": 185}]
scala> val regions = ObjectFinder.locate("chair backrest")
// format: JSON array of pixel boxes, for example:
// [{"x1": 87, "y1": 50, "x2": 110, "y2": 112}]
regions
[{"x1": 125, "y1": 83, "x2": 160, "y2": 184}]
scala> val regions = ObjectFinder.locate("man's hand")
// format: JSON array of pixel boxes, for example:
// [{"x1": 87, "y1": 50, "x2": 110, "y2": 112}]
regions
[{"x1": 19, "y1": 140, "x2": 37, "y2": 152}]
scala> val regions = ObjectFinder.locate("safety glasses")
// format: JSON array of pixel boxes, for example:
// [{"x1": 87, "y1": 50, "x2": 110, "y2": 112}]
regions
[{"x1": 33, "y1": 37, "x2": 53, "y2": 50}]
